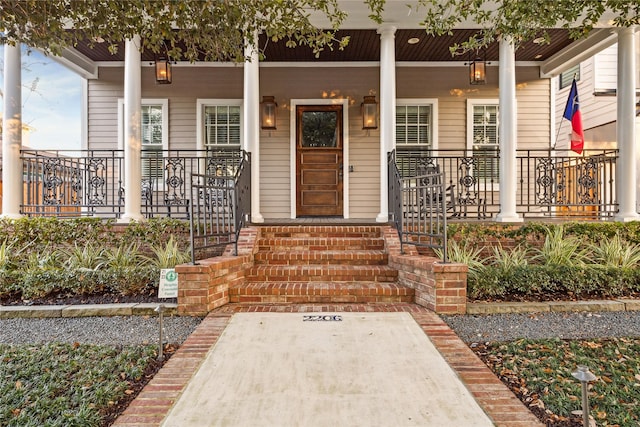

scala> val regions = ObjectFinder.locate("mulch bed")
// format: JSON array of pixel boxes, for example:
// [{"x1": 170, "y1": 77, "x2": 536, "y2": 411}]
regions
[{"x1": 0, "y1": 291, "x2": 173, "y2": 307}]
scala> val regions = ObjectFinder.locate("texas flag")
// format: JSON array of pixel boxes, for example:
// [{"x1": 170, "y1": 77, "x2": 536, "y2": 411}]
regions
[{"x1": 562, "y1": 79, "x2": 584, "y2": 154}]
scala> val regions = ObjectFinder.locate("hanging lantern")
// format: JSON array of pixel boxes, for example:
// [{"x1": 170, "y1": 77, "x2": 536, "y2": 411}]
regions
[
  {"x1": 155, "y1": 57, "x2": 172, "y2": 84},
  {"x1": 361, "y1": 95, "x2": 378, "y2": 130},
  {"x1": 469, "y1": 56, "x2": 486, "y2": 85},
  {"x1": 260, "y1": 96, "x2": 277, "y2": 130}
]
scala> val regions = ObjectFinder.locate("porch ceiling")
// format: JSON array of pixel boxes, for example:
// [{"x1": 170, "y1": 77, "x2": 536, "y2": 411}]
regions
[{"x1": 72, "y1": 29, "x2": 575, "y2": 63}]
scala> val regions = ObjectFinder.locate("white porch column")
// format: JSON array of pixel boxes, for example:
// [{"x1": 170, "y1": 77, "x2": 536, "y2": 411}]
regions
[
  {"x1": 495, "y1": 37, "x2": 523, "y2": 223},
  {"x1": 2, "y1": 42, "x2": 22, "y2": 219},
  {"x1": 120, "y1": 35, "x2": 144, "y2": 223},
  {"x1": 615, "y1": 27, "x2": 639, "y2": 221},
  {"x1": 376, "y1": 25, "x2": 397, "y2": 223},
  {"x1": 244, "y1": 38, "x2": 263, "y2": 223}
]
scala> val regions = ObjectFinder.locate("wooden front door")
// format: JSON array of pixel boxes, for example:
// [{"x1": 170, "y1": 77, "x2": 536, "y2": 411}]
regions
[{"x1": 296, "y1": 105, "x2": 343, "y2": 217}]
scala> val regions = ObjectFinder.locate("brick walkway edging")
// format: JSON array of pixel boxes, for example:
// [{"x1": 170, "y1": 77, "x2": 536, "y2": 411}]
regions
[{"x1": 112, "y1": 303, "x2": 543, "y2": 427}]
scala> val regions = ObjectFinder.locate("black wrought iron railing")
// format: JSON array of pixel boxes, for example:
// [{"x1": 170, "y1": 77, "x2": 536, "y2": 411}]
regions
[
  {"x1": 395, "y1": 148, "x2": 618, "y2": 219},
  {"x1": 20, "y1": 149, "x2": 245, "y2": 219},
  {"x1": 389, "y1": 150, "x2": 448, "y2": 258},
  {"x1": 189, "y1": 151, "x2": 251, "y2": 263}
]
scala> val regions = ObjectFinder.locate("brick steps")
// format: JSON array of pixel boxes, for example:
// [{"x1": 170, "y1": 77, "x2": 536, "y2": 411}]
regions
[
  {"x1": 232, "y1": 225, "x2": 413, "y2": 305},
  {"x1": 253, "y1": 250, "x2": 388, "y2": 266},
  {"x1": 229, "y1": 282, "x2": 414, "y2": 304}
]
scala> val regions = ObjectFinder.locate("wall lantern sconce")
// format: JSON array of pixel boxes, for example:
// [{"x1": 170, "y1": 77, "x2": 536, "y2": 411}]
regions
[
  {"x1": 155, "y1": 57, "x2": 172, "y2": 84},
  {"x1": 468, "y1": 54, "x2": 487, "y2": 85},
  {"x1": 260, "y1": 96, "x2": 277, "y2": 130},
  {"x1": 361, "y1": 95, "x2": 378, "y2": 130}
]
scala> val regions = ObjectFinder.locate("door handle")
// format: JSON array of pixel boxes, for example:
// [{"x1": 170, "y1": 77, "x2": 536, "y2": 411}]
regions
[{"x1": 338, "y1": 164, "x2": 343, "y2": 179}]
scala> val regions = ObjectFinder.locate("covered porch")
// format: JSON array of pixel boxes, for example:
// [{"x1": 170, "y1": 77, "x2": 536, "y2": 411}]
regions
[{"x1": 2, "y1": 4, "x2": 638, "y2": 225}]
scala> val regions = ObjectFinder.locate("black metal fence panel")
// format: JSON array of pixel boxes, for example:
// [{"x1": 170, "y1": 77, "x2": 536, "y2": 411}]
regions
[
  {"x1": 20, "y1": 149, "x2": 245, "y2": 219},
  {"x1": 188, "y1": 151, "x2": 250, "y2": 263},
  {"x1": 395, "y1": 148, "x2": 618, "y2": 219},
  {"x1": 389, "y1": 150, "x2": 448, "y2": 259}
]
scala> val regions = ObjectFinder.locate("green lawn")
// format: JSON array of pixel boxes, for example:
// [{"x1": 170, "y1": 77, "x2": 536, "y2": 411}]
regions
[
  {"x1": 0, "y1": 343, "x2": 161, "y2": 427},
  {"x1": 475, "y1": 337, "x2": 640, "y2": 426}
]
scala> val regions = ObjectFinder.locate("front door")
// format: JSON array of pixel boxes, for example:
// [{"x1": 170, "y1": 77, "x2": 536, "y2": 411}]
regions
[{"x1": 296, "y1": 105, "x2": 343, "y2": 217}]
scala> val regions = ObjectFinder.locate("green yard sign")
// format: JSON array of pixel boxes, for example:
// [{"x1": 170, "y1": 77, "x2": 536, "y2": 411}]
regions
[{"x1": 158, "y1": 268, "x2": 179, "y2": 298}]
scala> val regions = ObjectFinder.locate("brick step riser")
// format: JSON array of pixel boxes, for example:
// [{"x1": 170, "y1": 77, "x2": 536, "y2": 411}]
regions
[
  {"x1": 260, "y1": 233, "x2": 382, "y2": 240},
  {"x1": 247, "y1": 270, "x2": 398, "y2": 282},
  {"x1": 229, "y1": 282, "x2": 414, "y2": 304},
  {"x1": 257, "y1": 242, "x2": 385, "y2": 252},
  {"x1": 253, "y1": 253, "x2": 388, "y2": 266},
  {"x1": 229, "y1": 295, "x2": 414, "y2": 304},
  {"x1": 248, "y1": 275, "x2": 398, "y2": 283},
  {"x1": 248, "y1": 266, "x2": 397, "y2": 280},
  {"x1": 259, "y1": 226, "x2": 382, "y2": 240},
  {"x1": 258, "y1": 246, "x2": 386, "y2": 253}
]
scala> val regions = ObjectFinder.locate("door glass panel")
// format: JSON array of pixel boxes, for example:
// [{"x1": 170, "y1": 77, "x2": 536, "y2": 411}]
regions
[{"x1": 301, "y1": 111, "x2": 338, "y2": 147}]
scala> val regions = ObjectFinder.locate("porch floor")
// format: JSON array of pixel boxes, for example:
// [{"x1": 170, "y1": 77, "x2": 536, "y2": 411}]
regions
[{"x1": 258, "y1": 217, "x2": 383, "y2": 225}]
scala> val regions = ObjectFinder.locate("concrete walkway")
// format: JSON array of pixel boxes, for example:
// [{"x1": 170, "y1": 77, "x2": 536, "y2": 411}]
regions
[
  {"x1": 163, "y1": 312, "x2": 493, "y2": 427},
  {"x1": 112, "y1": 303, "x2": 543, "y2": 427}
]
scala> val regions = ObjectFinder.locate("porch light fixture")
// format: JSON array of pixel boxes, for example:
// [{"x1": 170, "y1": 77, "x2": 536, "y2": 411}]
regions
[
  {"x1": 155, "y1": 57, "x2": 172, "y2": 84},
  {"x1": 468, "y1": 54, "x2": 487, "y2": 85},
  {"x1": 361, "y1": 95, "x2": 378, "y2": 130},
  {"x1": 260, "y1": 96, "x2": 277, "y2": 130}
]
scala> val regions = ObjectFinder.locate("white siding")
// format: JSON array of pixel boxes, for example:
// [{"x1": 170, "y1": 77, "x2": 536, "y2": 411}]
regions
[
  {"x1": 87, "y1": 64, "x2": 551, "y2": 219},
  {"x1": 87, "y1": 66, "x2": 244, "y2": 151},
  {"x1": 594, "y1": 45, "x2": 618, "y2": 90},
  {"x1": 397, "y1": 66, "x2": 550, "y2": 150}
]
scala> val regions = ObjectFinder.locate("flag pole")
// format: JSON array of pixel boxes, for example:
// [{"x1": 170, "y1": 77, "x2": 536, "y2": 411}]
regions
[{"x1": 552, "y1": 117, "x2": 563, "y2": 150}]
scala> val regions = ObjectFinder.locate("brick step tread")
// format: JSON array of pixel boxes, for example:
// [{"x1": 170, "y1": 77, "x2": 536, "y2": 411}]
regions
[
  {"x1": 256, "y1": 237, "x2": 385, "y2": 251},
  {"x1": 247, "y1": 265, "x2": 398, "y2": 282},
  {"x1": 229, "y1": 281, "x2": 414, "y2": 295},
  {"x1": 259, "y1": 226, "x2": 382, "y2": 239},
  {"x1": 253, "y1": 250, "x2": 388, "y2": 265},
  {"x1": 229, "y1": 282, "x2": 414, "y2": 301}
]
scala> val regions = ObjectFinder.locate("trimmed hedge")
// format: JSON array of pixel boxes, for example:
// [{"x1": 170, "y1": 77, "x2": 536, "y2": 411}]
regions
[
  {"x1": 0, "y1": 217, "x2": 190, "y2": 301},
  {"x1": 456, "y1": 221, "x2": 640, "y2": 301},
  {"x1": 469, "y1": 265, "x2": 640, "y2": 301}
]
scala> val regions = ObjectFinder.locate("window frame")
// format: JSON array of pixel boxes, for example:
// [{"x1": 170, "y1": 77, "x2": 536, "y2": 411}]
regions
[
  {"x1": 117, "y1": 99, "x2": 169, "y2": 189},
  {"x1": 196, "y1": 99, "x2": 243, "y2": 151},
  {"x1": 395, "y1": 99, "x2": 439, "y2": 149},
  {"x1": 117, "y1": 99, "x2": 169, "y2": 151},
  {"x1": 466, "y1": 99, "x2": 500, "y2": 187}
]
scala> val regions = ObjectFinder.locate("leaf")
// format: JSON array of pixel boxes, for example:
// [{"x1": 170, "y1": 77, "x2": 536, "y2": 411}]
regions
[
  {"x1": 124, "y1": 389, "x2": 134, "y2": 395},
  {"x1": 15, "y1": 380, "x2": 22, "y2": 389}
]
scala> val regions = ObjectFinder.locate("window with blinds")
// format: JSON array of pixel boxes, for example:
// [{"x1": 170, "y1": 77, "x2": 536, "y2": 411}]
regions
[
  {"x1": 141, "y1": 105, "x2": 164, "y2": 183},
  {"x1": 560, "y1": 64, "x2": 580, "y2": 89},
  {"x1": 396, "y1": 105, "x2": 433, "y2": 147},
  {"x1": 471, "y1": 104, "x2": 499, "y2": 182},
  {"x1": 204, "y1": 105, "x2": 241, "y2": 147}
]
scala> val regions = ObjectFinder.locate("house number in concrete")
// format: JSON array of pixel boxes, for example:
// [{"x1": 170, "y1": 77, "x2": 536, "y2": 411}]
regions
[{"x1": 303, "y1": 315, "x2": 342, "y2": 322}]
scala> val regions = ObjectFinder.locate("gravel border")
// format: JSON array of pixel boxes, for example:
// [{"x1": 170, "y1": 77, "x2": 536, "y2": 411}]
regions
[
  {"x1": 5, "y1": 309, "x2": 640, "y2": 347},
  {"x1": 0, "y1": 315, "x2": 203, "y2": 345},
  {"x1": 443, "y1": 311, "x2": 640, "y2": 343}
]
